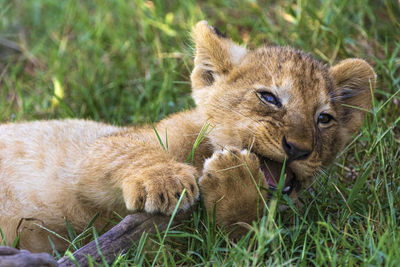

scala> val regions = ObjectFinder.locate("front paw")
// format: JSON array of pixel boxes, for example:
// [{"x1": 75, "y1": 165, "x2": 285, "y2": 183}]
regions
[
  {"x1": 122, "y1": 163, "x2": 199, "y2": 215},
  {"x1": 199, "y1": 147, "x2": 268, "y2": 227}
]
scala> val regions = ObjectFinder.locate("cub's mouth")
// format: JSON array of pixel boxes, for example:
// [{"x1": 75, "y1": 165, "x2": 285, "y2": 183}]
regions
[{"x1": 258, "y1": 155, "x2": 300, "y2": 195}]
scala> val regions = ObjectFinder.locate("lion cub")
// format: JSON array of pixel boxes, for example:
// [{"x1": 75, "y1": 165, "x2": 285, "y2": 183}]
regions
[{"x1": 0, "y1": 21, "x2": 375, "y2": 252}]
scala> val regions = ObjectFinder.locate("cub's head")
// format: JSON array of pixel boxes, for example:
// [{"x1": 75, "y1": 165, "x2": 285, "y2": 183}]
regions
[{"x1": 191, "y1": 21, "x2": 376, "y2": 197}]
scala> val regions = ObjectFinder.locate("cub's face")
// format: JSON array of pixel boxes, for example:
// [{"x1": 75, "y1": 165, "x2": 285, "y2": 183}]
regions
[{"x1": 191, "y1": 21, "x2": 376, "y2": 196}]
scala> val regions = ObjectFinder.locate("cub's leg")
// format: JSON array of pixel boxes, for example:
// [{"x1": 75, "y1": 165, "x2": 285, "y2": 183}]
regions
[
  {"x1": 16, "y1": 218, "x2": 69, "y2": 253},
  {"x1": 76, "y1": 135, "x2": 199, "y2": 215},
  {"x1": 199, "y1": 148, "x2": 268, "y2": 230}
]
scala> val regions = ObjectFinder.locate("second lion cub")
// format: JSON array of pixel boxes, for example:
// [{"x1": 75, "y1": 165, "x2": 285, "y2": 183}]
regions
[{"x1": 0, "y1": 21, "x2": 375, "y2": 252}]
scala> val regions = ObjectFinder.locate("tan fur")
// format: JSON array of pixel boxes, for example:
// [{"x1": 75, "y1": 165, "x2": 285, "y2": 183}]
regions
[{"x1": 0, "y1": 21, "x2": 376, "y2": 252}]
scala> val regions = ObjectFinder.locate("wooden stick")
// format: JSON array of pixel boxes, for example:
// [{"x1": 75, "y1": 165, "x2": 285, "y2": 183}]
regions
[
  {"x1": 58, "y1": 211, "x2": 189, "y2": 266},
  {"x1": 0, "y1": 212, "x2": 189, "y2": 267},
  {"x1": 0, "y1": 246, "x2": 58, "y2": 267}
]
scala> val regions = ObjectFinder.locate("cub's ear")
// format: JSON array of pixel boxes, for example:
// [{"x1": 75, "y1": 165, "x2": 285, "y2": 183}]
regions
[
  {"x1": 329, "y1": 59, "x2": 376, "y2": 142},
  {"x1": 190, "y1": 21, "x2": 247, "y2": 103}
]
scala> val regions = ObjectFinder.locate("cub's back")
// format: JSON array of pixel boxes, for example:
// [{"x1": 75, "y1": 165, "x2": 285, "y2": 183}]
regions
[{"x1": 0, "y1": 119, "x2": 120, "y2": 246}]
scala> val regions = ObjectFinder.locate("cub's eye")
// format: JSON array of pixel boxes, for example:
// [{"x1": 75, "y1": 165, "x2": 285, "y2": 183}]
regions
[
  {"x1": 256, "y1": 91, "x2": 282, "y2": 107},
  {"x1": 318, "y1": 113, "x2": 333, "y2": 124}
]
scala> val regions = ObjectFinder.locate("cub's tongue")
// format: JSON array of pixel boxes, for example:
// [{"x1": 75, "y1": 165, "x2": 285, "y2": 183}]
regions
[{"x1": 260, "y1": 157, "x2": 294, "y2": 189}]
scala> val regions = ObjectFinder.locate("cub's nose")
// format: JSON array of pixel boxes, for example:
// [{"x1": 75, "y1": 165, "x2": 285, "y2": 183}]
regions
[{"x1": 282, "y1": 137, "x2": 312, "y2": 161}]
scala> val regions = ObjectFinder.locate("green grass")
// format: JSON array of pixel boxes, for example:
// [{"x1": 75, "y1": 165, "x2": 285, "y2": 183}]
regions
[{"x1": 1, "y1": 0, "x2": 400, "y2": 265}]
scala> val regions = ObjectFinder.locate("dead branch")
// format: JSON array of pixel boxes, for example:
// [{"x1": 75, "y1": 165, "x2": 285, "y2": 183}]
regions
[
  {"x1": 0, "y1": 246, "x2": 57, "y2": 267},
  {"x1": 0, "y1": 212, "x2": 189, "y2": 267},
  {"x1": 57, "y1": 211, "x2": 189, "y2": 266}
]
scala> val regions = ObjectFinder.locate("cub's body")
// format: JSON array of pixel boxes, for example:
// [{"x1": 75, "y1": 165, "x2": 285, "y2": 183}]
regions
[
  {"x1": 0, "y1": 120, "x2": 121, "y2": 251},
  {"x1": 0, "y1": 21, "x2": 375, "y2": 253},
  {"x1": 0, "y1": 112, "x2": 210, "y2": 252}
]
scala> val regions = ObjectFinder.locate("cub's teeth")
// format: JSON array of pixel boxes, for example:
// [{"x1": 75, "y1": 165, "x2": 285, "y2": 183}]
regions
[{"x1": 283, "y1": 186, "x2": 291, "y2": 193}]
